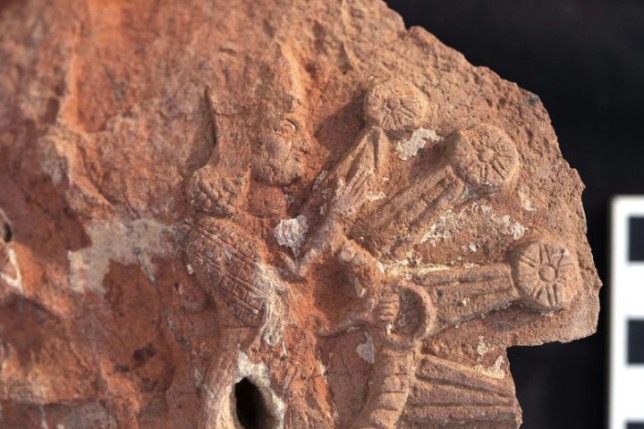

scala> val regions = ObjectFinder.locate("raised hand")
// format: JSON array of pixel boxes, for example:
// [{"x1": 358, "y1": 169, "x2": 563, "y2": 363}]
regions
[{"x1": 330, "y1": 165, "x2": 373, "y2": 221}]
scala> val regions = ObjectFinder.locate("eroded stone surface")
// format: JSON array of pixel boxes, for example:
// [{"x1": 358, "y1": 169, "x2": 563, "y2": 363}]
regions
[{"x1": 0, "y1": 0, "x2": 601, "y2": 428}]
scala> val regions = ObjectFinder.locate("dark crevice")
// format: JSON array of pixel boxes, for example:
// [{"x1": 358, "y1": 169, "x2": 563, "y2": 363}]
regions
[
  {"x1": 1, "y1": 215, "x2": 11, "y2": 243},
  {"x1": 3, "y1": 223, "x2": 11, "y2": 243},
  {"x1": 234, "y1": 378, "x2": 275, "y2": 429}
]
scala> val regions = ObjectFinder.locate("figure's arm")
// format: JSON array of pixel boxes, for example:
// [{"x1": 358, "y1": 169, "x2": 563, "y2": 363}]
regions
[{"x1": 295, "y1": 165, "x2": 374, "y2": 276}]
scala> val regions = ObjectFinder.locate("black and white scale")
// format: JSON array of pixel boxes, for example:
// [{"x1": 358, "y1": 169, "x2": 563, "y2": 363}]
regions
[{"x1": 611, "y1": 197, "x2": 644, "y2": 429}]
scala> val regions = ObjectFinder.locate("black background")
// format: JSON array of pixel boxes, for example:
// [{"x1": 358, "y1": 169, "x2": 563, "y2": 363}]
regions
[{"x1": 384, "y1": 1, "x2": 644, "y2": 428}]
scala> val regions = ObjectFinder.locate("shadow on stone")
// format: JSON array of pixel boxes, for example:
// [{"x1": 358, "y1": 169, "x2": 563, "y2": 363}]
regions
[{"x1": 234, "y1": 378, "x2": 275, "y2": 429}]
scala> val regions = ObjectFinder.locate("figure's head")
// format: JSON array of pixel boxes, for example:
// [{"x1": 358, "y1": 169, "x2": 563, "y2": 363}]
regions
[
  {"x1": 252, "y1": 95, "x2": 309, "y2": 186},
  {"x1": 250, "y1": 47, "x2": 311, "y2": 186}
]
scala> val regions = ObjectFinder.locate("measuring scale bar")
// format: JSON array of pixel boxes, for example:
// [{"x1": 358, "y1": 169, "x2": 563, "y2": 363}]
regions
[{"x1": 611, "y1": 197, "x2": 644, "y2": 429}]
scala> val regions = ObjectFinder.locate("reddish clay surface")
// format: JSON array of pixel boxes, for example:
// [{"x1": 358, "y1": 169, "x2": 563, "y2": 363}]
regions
[{"x1": 0, "y1": 1, "x2": 600, "y2": 428}]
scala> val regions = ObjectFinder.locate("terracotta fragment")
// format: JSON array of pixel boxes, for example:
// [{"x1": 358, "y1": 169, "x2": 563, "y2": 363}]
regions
[{"x1": 0, "y1": 0, "x2": 601, "y2": 428}]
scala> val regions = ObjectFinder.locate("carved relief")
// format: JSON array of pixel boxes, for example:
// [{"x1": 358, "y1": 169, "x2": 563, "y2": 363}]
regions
[
  {"x1": 451, "y1": 124, "x2": 520, "y2": 195},
  {"x1": 352, "y1": 348, "x2": 414, "y2": 429},
  {"x1": 322, "y1": 238, "x2": 579, "y2": 427},
  {"x1": 182, "y1": 74, "x2": 586, "y2": 429},
  {"x1": 188, "y1": 166, "x2": 248, "y2": 218},
  {"x1": 299, "y1": 79, "x2": 579, "y2": 428},
  {"x1": 512, "y1": 241, "x2": 580, "y2": 311},
  {"x1": 364, "y1": 79, "x2": 428, "y2": 132},
  {"x1": 182, "y1": 50, "x2": 314, "y2": 428},
  {"x1": 0, "y1": 1, "x2": 600, "y2": 428},
  {"x1": 360, "y1": 167, "x2": 466, "y2": 255},
  {"x1": 294, "y1": 79, "x2": 428, "y2": 275},
  {"x1": 414, "y1": 264, "x2": 519, "y2": 330},
  {"x1": 251, "y1": 102, "x2": 309, "y2": 186},
  {"x1": 406, "y1": 354, "x2": 519, "y2": 426},
  {"x1": 250, "y1": 51, "x2": 311, "y2": 188},
  {"x1": 354, "y1": 122, "x2": 520, "y2": 256},
  {"x1": 412, "y1": 240, "x2": 579, "y2": 330},
  {"x1": 186, "y1": 218, "x2": 274, "y2": 328}
]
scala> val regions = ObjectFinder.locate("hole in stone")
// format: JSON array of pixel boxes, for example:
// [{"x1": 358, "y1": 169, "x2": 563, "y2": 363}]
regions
[
  {"x1": 0, "y1": 222, "x2": 13, "y2": 243},
  {"x1": 234, "y1": 378, "x2": 275, "y2": 429},
  {"x1": 1, "y1": 218, "x2": 11, "y2": 243}
]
